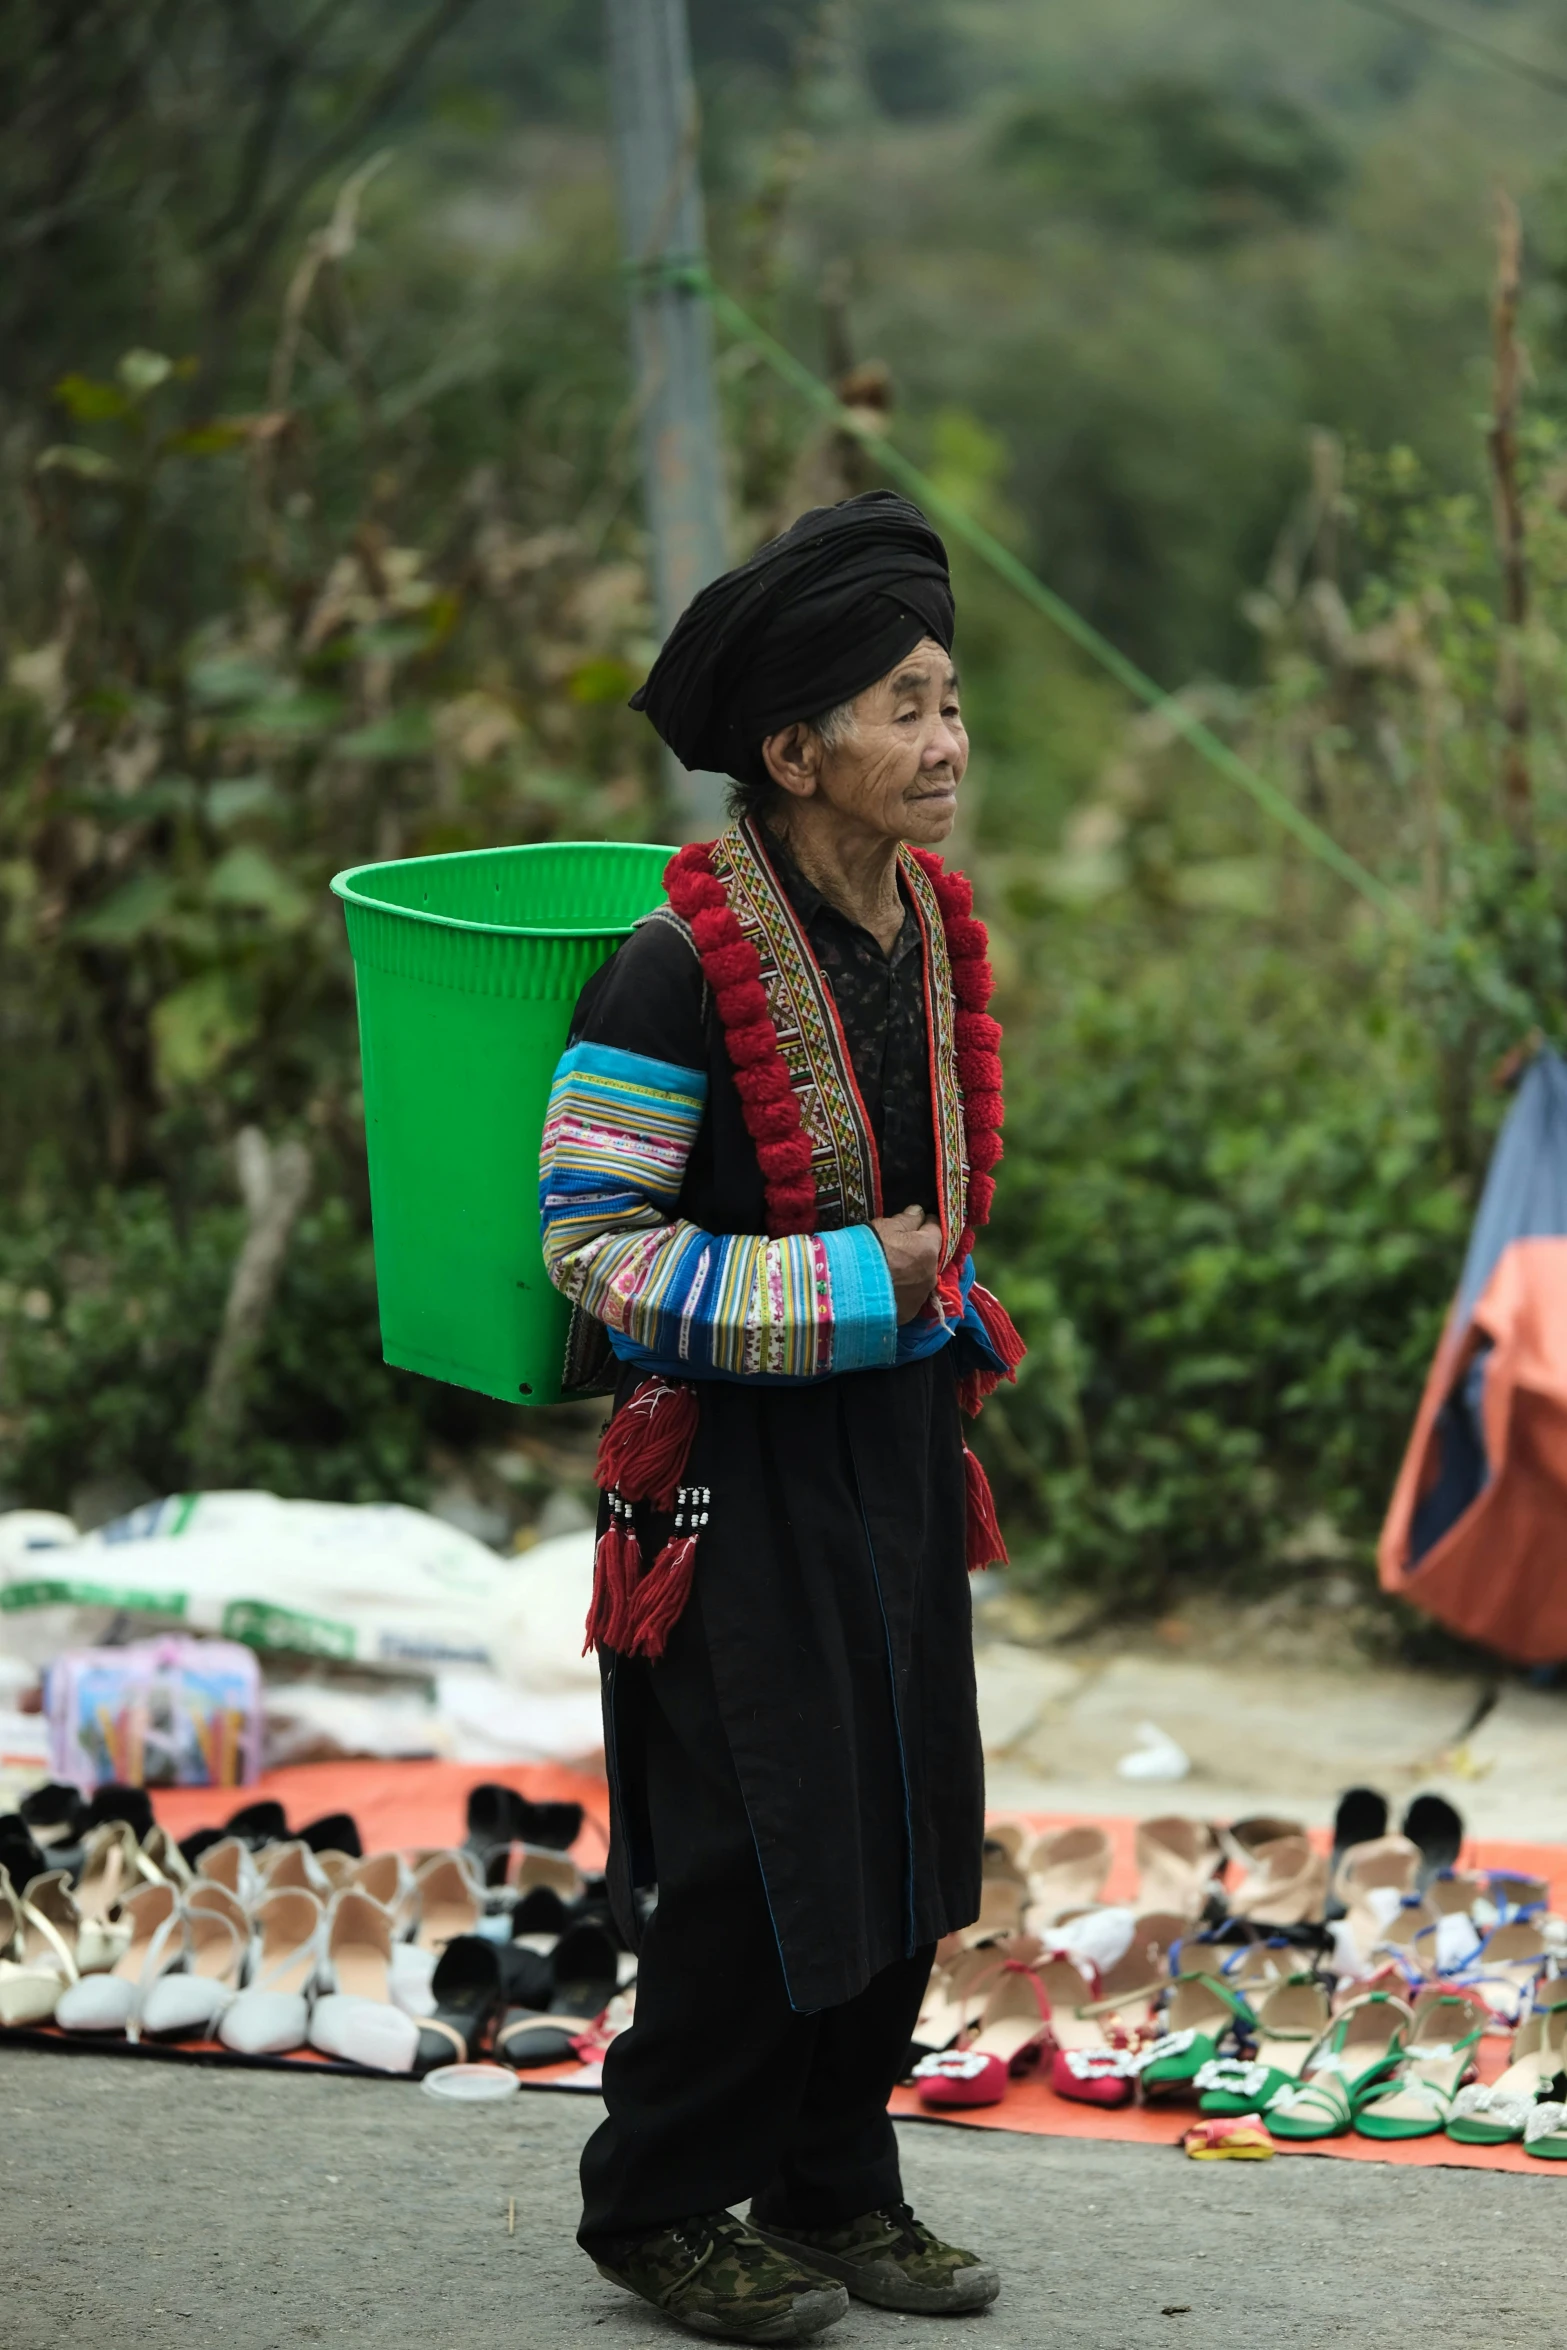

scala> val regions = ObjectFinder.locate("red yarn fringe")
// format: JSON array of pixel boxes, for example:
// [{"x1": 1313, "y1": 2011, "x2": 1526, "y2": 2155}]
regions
[
  {"x1": 969, "y1": 1282, "x2": 1026, "y2": 1380},
  {"x1": 594, "y1": 1377, "x2": 699, "y2": 1511},
  {"x1": 584, "y1": 1510, "x2": 640, "y2": 1655},
  {"x1": 956, "y1": 1367, "x2": 1003, "y2": 1419},
  {"x1": 626, "y1": 1535, "x2": 699, "y2": 1660},
  {"x1": 963, "y1": 1447, "x2": 1009, "y2": 1573}
]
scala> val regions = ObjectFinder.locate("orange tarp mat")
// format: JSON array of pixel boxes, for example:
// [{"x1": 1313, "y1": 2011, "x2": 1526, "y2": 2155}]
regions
[
  {"x1": 148, "y1": 1757, "x2": 610, "y2": 1871},
  {"x1": 890, "y1": 1812, "x2": 1567, "y2": 2173},
  {"x1": 26, "y1": 1773, "x2": 1567, "y2": 2171}
]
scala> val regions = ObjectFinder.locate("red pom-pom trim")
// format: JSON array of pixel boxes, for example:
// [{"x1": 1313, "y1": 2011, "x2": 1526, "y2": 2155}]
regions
[
  {"x1": 668, "y1": 838, "x2": 1008, "y2": 1269},
  {"x1": 667, "y1": 842, "x2": 817, "y2": 1240}
]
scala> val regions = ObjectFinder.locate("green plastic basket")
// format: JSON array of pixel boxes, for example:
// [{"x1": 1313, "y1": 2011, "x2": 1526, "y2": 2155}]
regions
[{"x1": 331, "y1": 839, "x2": 675, "y2": 1407}]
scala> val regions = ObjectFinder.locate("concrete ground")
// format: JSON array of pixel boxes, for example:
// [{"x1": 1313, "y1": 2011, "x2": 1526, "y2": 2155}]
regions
[
  {"x1": 971, "y1": 1588, "x2": 1567, "y2": 1840},
  {"x1": 4, "y1": 2047, "x2": 1561, "y2": 2349}
]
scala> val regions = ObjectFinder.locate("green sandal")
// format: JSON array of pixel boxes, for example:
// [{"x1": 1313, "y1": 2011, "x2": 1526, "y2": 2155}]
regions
[
  {"x1": 1523, "y1": 2076, "x2": 1567, "y2": 2160},
  {"x1": 1448, "y1": 2003, "x2": 1567, "y2": 2145},
  {"x1": 1355, "y1": 1990, "x2": 1488, "y2": 2141},
  {"x1": 1137, "y1": 1972, "x2": 1255, "y2": 2104},
  {"x1": 1267, "y1": 1990, "x2": 1409, "y2": 2141},
  {"x1": 1197, "y1": 1974, "x2": 1329, "y2": 2116}
]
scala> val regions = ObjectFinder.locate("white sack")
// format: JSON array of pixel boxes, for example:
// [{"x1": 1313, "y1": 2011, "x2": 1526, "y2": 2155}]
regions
[{"x1": 0, "y1": 1494, "x2": 598, "y2": 1700}]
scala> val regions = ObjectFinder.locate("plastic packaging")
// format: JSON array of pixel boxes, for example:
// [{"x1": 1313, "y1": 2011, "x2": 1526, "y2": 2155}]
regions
[{"x1": 45, "y1": 1633, "x2": 262, "y2": 1789}]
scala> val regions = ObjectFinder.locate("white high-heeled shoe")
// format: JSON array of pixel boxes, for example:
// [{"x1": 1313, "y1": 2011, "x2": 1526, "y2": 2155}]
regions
[
  {"x1": 72, "y1": 1823, "x2": 154, "y2": 1972},
  {"x1": 349, "y1": 1851, "x2": 419, "y2": 1938},
  {"x1": 220, "y1": 1887, "x2": 326, "y2": 2056},
  {"x1": 308, "y1": 1889, "x2": 419, "y2": 2073},
  {"x1": 138, "y1": 1884, "x2": 249, "y2": 2042},
  {"x1": 55, "y1": 1882, "x2": 182, "y2": 2035},
  {"x1": 0, "y1": 1867, "x2": 78, "y2": 2027},
  {"x1": 196, "y1": 1835, "x2": 262, "y2": 1910},
  {"x1": 257, "y1": 1840, "x2": 331, "y2": 1900}
]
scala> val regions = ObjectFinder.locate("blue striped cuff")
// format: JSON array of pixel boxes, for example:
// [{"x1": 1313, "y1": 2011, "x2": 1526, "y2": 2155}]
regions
[{"x1": 821, "y1": 1224, "x2": 898, "y2": 1373}]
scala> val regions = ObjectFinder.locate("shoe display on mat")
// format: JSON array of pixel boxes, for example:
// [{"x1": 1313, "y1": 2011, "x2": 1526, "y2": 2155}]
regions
[
  {"x1": 748, "y1": 2202, "x2": 1000, "y2": 2315},
  {"x1": 592, "y1": 2210, "x2": 848, "y2": 2341}
]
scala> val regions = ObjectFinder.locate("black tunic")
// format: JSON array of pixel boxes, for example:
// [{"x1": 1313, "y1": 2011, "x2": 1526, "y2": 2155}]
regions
[{"x1": 570, "y1": 845, "x2": 984, "y2": 2014}]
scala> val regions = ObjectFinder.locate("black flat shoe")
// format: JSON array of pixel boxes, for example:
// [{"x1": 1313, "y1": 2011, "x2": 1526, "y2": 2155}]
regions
[
  {"x1": 464, "y1": 1783, "x2": 524, "y2": 1879},
  {"x1": 511, "y1": 1885, "x2": 570, "y2": 1938},
  {"x1": 83, "y1": 1783, "x2": 154, "y2": 1840},
  {"x1": 0, "y1": 1817, "x2": 49, "y2": 1891},
  {"x1": 495, "y1": 1921, "x2": 621, "y2": 2070},
  {"x1": 19, "y1": 1783, "x2": 87, "y2": 1852},
  {"x1": 299, "y1": 1811, "x2": 362, "y2": 1858},
  {"x1": 225, "y1": 1799, "x2": 288, "y2": 1849},
  {"x1": 412, "y1": 1935, "x2": 510, "y2": 2077},
  {"x1": 1402, "y1": 1792, "x2": 1464, "y2": 1890},
  {"x1": 178, "y1": 1826, "x2": 227, "y2": 1871},
  {"x1": 514, "y1": 1797, "x2": 583, "y2": 1853}
]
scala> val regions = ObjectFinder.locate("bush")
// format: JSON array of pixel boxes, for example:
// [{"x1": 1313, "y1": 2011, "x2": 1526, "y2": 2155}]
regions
[
  {"x1": 0, "y1": 1187, "x2": 464, "y2": 1510},
  {"x1": 977, "y1": 955, "x2": 1468, "y2": 1607}
]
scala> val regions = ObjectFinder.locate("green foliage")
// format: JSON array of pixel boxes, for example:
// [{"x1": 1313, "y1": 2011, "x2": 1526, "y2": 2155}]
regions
[
  {"x1": 977, "y1": 956, "x2": 1465, "y2": 1604},
  {"x1": 996, "y1": 80, "x2": 1346, "y2": 244},
  {"x1": 0, "y1": 1189, "x2": 444, "y2": 1509}
]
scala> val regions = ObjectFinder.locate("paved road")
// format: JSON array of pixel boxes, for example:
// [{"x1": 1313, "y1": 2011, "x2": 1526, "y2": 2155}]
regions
[{"x1": 4, "y1": 2048, "x2": 1558, "y2": 2348}]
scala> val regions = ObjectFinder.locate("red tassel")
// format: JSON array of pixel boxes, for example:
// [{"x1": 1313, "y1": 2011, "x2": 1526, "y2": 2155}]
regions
[
  {"x1": 969, "y1": 1281, "x2": 1027, "y2": 1379},
  {"x1": 594, "y1": 1379, "x2": 700, "y2": 1511},
  {"x1": 584, "y1": 1508, "x2": 641, "y2": 1654},
  {"x1": 956, "y1": 1366, "x2": 1002, "y2": 1418},
  {"x1": 625, "y1": 1535, "x2": 699, "y2": 1660},
  {"x1": 964, "y1": 1446, "x2": 1009, "y2": 1572}
]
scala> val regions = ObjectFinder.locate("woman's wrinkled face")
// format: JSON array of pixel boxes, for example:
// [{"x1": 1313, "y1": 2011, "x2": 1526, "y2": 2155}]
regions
[{"x1": 762, "y1": 637, "x2": 967, "y2": 845}]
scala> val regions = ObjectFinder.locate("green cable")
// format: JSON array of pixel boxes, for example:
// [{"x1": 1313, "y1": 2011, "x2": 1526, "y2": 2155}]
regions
[{"x1": 652, "y1": 259, "x2": 1410, "y2": 925}]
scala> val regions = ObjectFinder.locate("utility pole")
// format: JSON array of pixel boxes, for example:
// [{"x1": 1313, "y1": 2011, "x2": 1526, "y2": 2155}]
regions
[{"x1": 604, "y1": 0, "x2": 730, "y2": 836}]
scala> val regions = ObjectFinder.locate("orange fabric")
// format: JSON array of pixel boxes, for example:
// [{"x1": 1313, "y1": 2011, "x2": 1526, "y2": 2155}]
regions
[{"x1": 1380, "y1": 1236, "x2": 1567, "y2": 1661}]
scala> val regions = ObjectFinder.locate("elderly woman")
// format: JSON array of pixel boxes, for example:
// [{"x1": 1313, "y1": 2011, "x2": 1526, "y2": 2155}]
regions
[{"x1": 539, "y1": 491, "x2": 1022, "y2": 2343}]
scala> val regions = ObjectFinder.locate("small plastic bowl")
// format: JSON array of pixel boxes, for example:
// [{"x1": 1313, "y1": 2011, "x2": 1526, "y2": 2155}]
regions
[{"x1": 421, "y1": 2063, "x2": 521, "y2": 2102}]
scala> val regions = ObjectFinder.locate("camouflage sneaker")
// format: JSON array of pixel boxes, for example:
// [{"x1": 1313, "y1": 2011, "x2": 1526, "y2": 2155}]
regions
[
  {"x1": 748, "y1": 2202, "x2": 1000, "y2": 2315},
  {"x1": 591, "y1": 2210, "x2": 849, "y2": 2342}
]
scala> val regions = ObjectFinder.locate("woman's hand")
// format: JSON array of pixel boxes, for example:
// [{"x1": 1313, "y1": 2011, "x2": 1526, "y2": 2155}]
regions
[{"x1": 871, "y1": 1203, "x2": 942, "y2": 1325}]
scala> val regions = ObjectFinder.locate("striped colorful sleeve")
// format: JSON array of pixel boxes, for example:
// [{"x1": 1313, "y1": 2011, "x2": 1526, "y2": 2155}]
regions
[{"x1": 538, "y1": 1039, "x2": 896, "y2": 1380}]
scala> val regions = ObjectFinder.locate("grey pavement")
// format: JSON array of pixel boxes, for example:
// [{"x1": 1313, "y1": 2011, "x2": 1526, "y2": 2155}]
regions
[{"x1": 4, "y1": 2047, "x2": 1559, "y2": 2348}]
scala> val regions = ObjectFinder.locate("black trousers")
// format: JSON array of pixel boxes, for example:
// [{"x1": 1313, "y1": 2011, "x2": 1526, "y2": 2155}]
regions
[{"x1": 578, "y1": 1625, "x2": 934, "y2": 2249}]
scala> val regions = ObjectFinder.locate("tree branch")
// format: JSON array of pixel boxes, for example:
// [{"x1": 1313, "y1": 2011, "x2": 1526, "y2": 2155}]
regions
[{"x1": 208, "y1": 0, "x2": 479, "y2": 340}]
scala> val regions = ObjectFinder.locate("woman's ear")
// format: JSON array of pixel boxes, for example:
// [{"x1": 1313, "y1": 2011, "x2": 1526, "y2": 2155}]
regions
[{"x1": 761, "y1": 722, "x2": 821, "y2": 799}]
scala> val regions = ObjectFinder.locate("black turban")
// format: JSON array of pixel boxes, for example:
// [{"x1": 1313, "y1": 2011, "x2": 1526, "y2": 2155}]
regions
[{"x1": 629, "y1": 490, "x2": 954, "y2": 783}]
